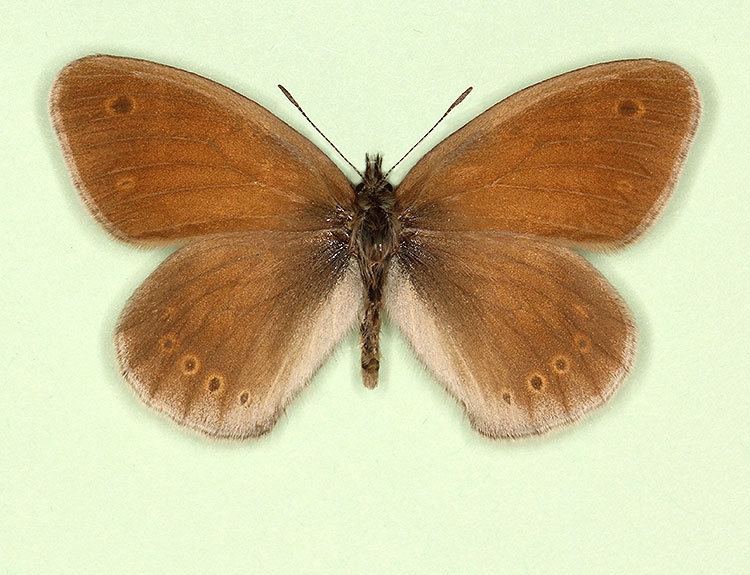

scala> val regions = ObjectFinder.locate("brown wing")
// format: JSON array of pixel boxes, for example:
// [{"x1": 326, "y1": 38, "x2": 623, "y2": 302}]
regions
[
  {"x1": 116, "y1": 232, "x2": 360, "y2": 438},
  {"x1": 50, "y1": 55, "x2": 353, "y2": 244},
  {"x1": 385, "y1": 231, "x2": 635, "y2": 438},
  {"x1": 396, "y1": 59, "x2": 700, "y2": 249}
]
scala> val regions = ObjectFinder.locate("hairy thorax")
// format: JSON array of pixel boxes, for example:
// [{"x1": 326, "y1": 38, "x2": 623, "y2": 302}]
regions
[{"x1": 351, "y1": 155, "x2": 400, "y2": 279}]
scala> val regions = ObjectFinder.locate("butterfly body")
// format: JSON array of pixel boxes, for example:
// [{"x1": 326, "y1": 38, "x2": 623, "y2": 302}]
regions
[
  {"x1": 50, "y1": 55, "x2": 699, "y2": 439},
  {"x1": 349, "y1": 154, "x2": 401, "y2": 388}
]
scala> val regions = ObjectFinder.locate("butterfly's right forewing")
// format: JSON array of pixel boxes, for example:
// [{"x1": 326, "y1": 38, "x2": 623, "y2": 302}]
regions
[{"x1": 396, "y1": 59, "x2": 699, "y2": 250}]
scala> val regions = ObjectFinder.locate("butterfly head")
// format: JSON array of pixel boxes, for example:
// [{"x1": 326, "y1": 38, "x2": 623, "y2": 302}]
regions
[{"x1": 356, "y1": 154, "x2": 394, "y2": 211}]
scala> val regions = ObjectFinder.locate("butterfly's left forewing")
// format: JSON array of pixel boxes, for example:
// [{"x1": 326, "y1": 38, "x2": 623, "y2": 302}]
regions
[{"x1": 50, "y1": 55, "x2": 354, "y2": 243}]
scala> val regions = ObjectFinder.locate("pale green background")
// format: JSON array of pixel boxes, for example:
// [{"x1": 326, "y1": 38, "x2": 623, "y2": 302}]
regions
[{"x1": 1, "y1": 1, "x2": 748, "y2": 573}]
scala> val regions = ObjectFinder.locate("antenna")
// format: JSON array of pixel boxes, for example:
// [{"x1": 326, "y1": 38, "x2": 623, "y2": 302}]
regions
[
  {"x1": 384, "y1": 87, "x2": 473, "y2": 178},
  {"x1": 278, "y1": 85, "x2": 363, "y2": 178}
]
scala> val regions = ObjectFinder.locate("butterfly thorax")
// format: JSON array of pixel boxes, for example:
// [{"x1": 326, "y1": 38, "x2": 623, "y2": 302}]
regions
[
  {"x1": 352, "y1": 155, "x2": 400, "y2": 272},
  {"x1": 351, "y1": 154, "x2": 401, "y2": 389}
]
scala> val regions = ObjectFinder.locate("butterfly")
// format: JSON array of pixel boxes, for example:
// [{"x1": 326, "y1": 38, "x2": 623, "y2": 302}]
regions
[{"x1": 50, "y1": 55, "x2": 700, "y2": 439}]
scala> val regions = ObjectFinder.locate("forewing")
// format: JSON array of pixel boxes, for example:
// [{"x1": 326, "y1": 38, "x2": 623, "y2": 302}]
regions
[
  {"x1": 386, "y1": 232, "x2": 636, "y2": 438},
  {"x1": 396, "y1": 59, "x2": 700, "y2": 249},
  {"x1": 116, "y1": 232, "x2": 360, "y2": 438},
  {"x1": 50, "y1": 55, "x2": 353, "y2": 243}
]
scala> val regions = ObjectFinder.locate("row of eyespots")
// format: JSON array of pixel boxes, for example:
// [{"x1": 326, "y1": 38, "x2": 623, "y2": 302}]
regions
[
  {"x1": 158, "y1": 329, "x2": 251, "y2": 406},
  {"x1": 501, "y1": 331, "x2": 593, "y2": 406},
  {"x1": 178, "y1": 353, "x2": 252, "y2": 405}
]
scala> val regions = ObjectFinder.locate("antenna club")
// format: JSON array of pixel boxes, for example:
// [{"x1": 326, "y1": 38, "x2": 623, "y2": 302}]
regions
[
  {"x1": 278, "y1": 85, "x2": 363, "y2": 178},
  {"x1": 384, "y1": 86, "x2": 474, "y2": 178}
]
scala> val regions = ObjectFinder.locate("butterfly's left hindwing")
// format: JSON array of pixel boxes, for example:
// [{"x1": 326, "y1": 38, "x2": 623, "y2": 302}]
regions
[{"x1": 116, "y1": 232, "x2": 360, "y2": 438}]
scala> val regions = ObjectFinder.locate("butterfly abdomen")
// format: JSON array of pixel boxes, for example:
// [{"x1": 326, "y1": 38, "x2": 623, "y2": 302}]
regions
[{"x1": 352, "y1": 155, "x2": 401, "y2": 389}]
